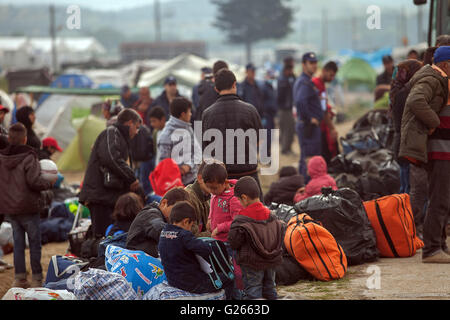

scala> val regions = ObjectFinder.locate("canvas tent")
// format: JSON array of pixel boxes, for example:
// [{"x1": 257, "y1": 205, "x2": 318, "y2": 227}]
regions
[
  {"x1": 35, "y1": 94, "x2": 103, "y2": 149},
  {"x1": 337, "y1": 58, "x2": 377, "y2": 91},
  {"x1": 57, "y1": 115, "x2": 105, "y2": 172}
]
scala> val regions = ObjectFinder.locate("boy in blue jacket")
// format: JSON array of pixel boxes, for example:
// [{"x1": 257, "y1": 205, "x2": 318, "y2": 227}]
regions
[{"x1": 158, "y1": 201, "x2": 232, "y2": 296}]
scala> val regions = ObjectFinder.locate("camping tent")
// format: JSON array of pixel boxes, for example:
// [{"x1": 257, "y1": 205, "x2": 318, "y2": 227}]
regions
[
  {"x1": 337, "y1": 58, "x2": 377, "y2": 91},
  {"x1": 37, "y1": 74, "x2": 94, "y2": 106},
  {"x1": 56, "y1": 115, "x2": 106, "y2": 172},
  {"x1": 35, "y1": 94, "x2": 103, "y2": 149}
]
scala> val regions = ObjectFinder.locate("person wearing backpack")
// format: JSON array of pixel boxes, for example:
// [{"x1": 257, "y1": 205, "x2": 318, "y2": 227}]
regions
[
  {"x1": 126, "y1": 187, "x2": 189, "y2": 257},
  {"x1": 0, "y1": 123, "x2": 56, "y2": 288},
  {"x1": 158, "y1": 201, "x2": 233, "y2": 297},
  {"x1": 228, "y1": 176, "x2": 284, "y2": 300}
]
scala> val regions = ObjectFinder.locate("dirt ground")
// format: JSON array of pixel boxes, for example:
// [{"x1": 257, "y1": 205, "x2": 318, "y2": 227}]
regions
[{"x1": 1, "y1": 119, "x2": 449, "y2": 300}]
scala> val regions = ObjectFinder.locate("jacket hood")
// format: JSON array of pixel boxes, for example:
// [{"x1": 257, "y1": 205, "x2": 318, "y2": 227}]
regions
[
  {"x1": 409, "y1": 64, "x2": 448, "y2": 90},
  {"x1": 239, "y1": 202, "x2": 270, "y2": 221},
  {"x1": 113, "y1": 123, "x2": 131, "y2": 141},
  {"x1": 0, "y1": 144, "x2": 36, "y2": 169},
  {"x1": 307, "y1": 156, "x2": 328, "y2": 179},
  {"x1": 198, "y1": 79, "x2": 214, "y2": 96}
]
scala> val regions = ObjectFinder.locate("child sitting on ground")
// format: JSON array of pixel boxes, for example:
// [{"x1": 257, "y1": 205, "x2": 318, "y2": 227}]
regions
[
  {"x1": 126, "y1": 187, "x2": 189, "y2": 257},
  {"x1": 158, "y1": 201, "x2": 232, "y2": 295},
  {"x1": 263, "y1": 166, "x2": 305, "y2": 206},
  {"x1": 228, "y1": 176, "x2": 284, "y2": 300},
  {"x1": 293, "y1": 155, "x2": 337, "y2": 203},
  {"x1": 0, "y1": 123, "x2": 56, "y2": 288},
  {"x1": 184, "y1": 160, "x2": 212, "y2": 237},
  {"x1": 106, "y1": 192, "x2": 144, "y2": 237}
]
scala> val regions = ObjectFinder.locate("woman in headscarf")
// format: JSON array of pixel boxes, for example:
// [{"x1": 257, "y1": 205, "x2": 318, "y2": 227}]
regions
[
  {"x1": 15, "y1": 106, "x2": 41, "y2": 151},
  {"x1": 389, "y1": 59, "x2": 423, "y2": 194}
]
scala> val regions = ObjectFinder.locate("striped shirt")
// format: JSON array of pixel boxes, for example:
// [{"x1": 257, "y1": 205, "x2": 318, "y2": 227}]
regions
[{"x1": 428, "y1": 104, "x2": 450, "y2": 161}]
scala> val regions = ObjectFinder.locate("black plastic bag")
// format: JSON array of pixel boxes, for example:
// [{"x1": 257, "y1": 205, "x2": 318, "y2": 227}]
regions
[
  {"x1": 275, "y1": 254, "x2": 314, "y2": 286},
  {"x1": 295, "y1": 187, "x2": 379, "y2": 266},
  {"x1": 269, "y1": 203, "x2": 298, "y2": 223}
]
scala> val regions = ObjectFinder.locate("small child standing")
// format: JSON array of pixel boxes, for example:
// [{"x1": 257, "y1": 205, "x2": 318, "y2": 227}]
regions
[
  {"x1": 0, "y1": 123, "x2": 55, "y2": 288},
  {"x1": 158, "y1": 201, "x2": 231, "y2": 295},
  {"x1": 228, "y1": 176, "x2": 284, "y2": 300},
  {"x1": 148, "y1": 106, "x2": 166, "y2": 167}
]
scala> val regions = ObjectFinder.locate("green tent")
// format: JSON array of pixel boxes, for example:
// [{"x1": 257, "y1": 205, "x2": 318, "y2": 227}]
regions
[
  {"x1": 337, "y1": 58, "x2": 377, "y2": 90},
  {"x1": 57, "y1": 115, "x2": 106, "y2": 172}
]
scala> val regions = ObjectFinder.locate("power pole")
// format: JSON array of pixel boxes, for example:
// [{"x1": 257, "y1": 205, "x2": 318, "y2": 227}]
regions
[
  {"x1": 417, "y1": 4, "x2": 424, "y2": 43},
  {"x1": 351, "y1": 15, "x2": 357, "y2": 50},
  {"x1": 154, "y1": 0, "x2": 161, "y2": 42},
  {"x1": 321, "y1": 8, "x2": 328, "y2": 55},
  {"x1": 49, "y1": 4, "x2": 57, "y2": 73}
]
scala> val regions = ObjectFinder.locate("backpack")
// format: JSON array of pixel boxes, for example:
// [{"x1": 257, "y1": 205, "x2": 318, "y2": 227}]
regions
[
  {"x1": 198, "y1": 237, "x2": 235, "y2": 290},
  {"x1": 284, "y1": 213, "x2": 347, "y2": 281},
  {"x1": 149, "y1": 158, "x2": 184, "y2": 196},
  {"x1": 295, "y1": 187, "x2": 379, "y2": 266},
  {"x1": 363, "y1": 194, "x2": 424, "y2": 258},
  {"x1": 275, "y1": 254, "x2": 314, "y2": 286},
  {"x1": 130, "y1": 124, "x2": 154, "y2": 162}
]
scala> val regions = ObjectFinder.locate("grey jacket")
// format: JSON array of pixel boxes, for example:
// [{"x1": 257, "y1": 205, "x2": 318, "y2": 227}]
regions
[{"x1": 157, "y1": 116, "x2": 201, "y2": 185}]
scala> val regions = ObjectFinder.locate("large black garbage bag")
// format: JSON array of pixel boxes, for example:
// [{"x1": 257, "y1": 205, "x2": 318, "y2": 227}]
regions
[
  {"x1": 294, "y1": 187, "x2": 379, "y2": 266},
  {"x1": 269, "y1": 203, "x2": 298, "y2": 223},
  {"x1": 275, "y1": 254, "x2": 314, "y2": 286}
]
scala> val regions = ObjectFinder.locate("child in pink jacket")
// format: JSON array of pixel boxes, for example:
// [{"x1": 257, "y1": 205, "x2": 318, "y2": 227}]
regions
[
  {"x1": 202, "y1": 162, "x2": 243, "y2": 242},
  {"x1": 294, "y1": 156, "x2": 337, "y2": 203}
]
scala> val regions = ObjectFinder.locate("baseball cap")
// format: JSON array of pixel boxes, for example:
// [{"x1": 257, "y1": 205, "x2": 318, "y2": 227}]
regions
[
  {"x1": 201, "y1": 67, "x2": 213, "y2": 74},
  {"x1": 302, "y1": 52, "x2": 318, "y2": 63},
  {"x1": 42, "y1": 137, "x2": 63, "y2": 152},
  {"x1": 434, "y1": 46, "x2": 450, "y2": 64},
  {"x1": 246, "y1": 63, "x2": 256, "y2": 71},
  {"x1": 0, "y1": 105, "x2": 10, "y2": 113},
  {"x1": 164, "y1": 76, "x2": 177, "y2": 85}
]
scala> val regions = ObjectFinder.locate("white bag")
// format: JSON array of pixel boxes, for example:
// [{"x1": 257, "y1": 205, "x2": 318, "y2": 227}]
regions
[{"x1": 1, "y1": 288, "x2": 77, "y2": 300}]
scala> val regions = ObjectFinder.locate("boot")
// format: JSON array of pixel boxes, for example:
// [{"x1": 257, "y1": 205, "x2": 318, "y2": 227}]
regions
[
  {"x1": 12, "y1": 274, "x2": 30, "y2": 288},
  {"x1": 422, "y1": 250, "x2": 450, "y2": 264},
  {"x1": 30, "y1": 274, "x2": 43, "y2": 288}
]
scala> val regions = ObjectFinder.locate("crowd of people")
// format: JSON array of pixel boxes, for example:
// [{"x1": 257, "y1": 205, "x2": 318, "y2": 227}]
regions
[{"x1": 0, "y1": 35, "x2": 450, "y2": 299}]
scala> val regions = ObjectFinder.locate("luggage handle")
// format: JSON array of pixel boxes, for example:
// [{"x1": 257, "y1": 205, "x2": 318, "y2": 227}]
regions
[{"x1": 51, "y1": 255, "x2": 88, "y2": 278}]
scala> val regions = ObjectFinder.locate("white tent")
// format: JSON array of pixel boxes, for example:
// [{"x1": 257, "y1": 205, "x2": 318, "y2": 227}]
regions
[
  {"x1": 35, "y1": 94, "x2": 103, "y2": 149},
  {"x1": 0, "y1": 90, "x2": 14, "y2": 127},
  {"x1": 137, "y1": 53, "x2": 245, "y2": 89}
]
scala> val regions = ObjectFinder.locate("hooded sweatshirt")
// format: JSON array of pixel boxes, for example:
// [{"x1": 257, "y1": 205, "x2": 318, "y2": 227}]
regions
[
  {"x1": 0, "y1": 144, "x2": 52, "y2": 215},
  {"x1": 157, "y1": 116, "x2": 202, "y2": 185},
  {"x1": 294, "y1": 156, "x2": 337, "y2": 203},
  {"x1": 208, "y1": 179, "x2": 243, "y2": 242}
]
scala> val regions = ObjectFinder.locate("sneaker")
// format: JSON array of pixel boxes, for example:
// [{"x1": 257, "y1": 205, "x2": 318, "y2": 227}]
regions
[
  {"x1": 422, "y1": 251, "x2": 450, "y2": 264},
  {"x1": 443, "y1": 248, "x2": 450, "y2": 255},
  {"x1": 12, "y1": 278, "x2": 30, "y2": 289}
]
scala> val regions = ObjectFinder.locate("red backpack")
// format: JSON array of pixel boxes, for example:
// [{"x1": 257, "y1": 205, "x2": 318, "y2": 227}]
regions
[{"x1": 149, "y1": 158, "x2": 184, "y2": 196}]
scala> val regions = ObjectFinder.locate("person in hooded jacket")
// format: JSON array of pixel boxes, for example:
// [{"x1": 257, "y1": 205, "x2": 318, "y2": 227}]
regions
[
  {"x1": 79, "y1": 109, "x2": 143, "y2": 237},
  {"x1": 0, "y1": 123, "x2": 55, "y2": 288},
  {"x1": 293, "y1": 155, "x2": 337, "y2": 203},
  {"x1": 15, "y1": 106, "x2": 41, "y2": 151}
]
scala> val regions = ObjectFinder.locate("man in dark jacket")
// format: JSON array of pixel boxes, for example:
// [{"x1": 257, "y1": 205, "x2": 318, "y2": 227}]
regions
[
  {"x1": 150, "y1": 76, "x2": 182, "y2": 118},
  {"x1": 202, "y1": 69, "x2": 263, "y2": 195},
  {"x1": 261, "y1": 69, "x2": 278, "y2": 158},
  {"x1": 238, "y1": 63, "x2": 264, "y2": 118},
  {"x1": 194, "y1": 60, "x2": 229, "y2": 121},
  {"x1": 228, "y1": 177, "x2": 284, "y2": 300},
  {"x1": 0, "y1": 123, "x2": 55, "y2": 288},
  {"x1": 79, "y1": 109, "x2": 142, "y2": 237},
  {"x1": 277, "y1": 57, "x2": 296, "y2": 155},
  {"x1": 192, "y1": 67, "x2": 212, "y2": 112},
  {"x1": 293, "y1": 52, "x2": 324, "y2": 182},
  {"x1": 125, "y1": 187, "x2": 189, "y2": 257},
  {"x1": 263, "y1": 166, "x2": 304, "y2": 206}
]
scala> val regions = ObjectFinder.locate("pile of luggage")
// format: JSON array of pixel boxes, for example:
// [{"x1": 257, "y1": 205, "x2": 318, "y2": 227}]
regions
[
  {"x1": 329, "y1": 109, "x2": 400, "y2": 201},
  {"x1": 270, "y1": 187, "x2": 423, "y2": 285}
]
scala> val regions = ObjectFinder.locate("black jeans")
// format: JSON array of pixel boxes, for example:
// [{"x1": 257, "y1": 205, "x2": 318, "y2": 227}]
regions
[
  {"x1": 409, "y1": 163, "x2": 429, "y2": 227},
  {"x1": 423, "y1": 160, "x2": 450, "y2": 258},
  {"x1": 87, "y1": 204, "x2": 114, "y2": 237}
]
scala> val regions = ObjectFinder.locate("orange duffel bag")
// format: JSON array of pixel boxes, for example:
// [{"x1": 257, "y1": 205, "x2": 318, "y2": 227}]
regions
[
  {"x1": 284, "y1": 213, "x2": 347, "y2": 282},
  {"x1": 363, "y1": 194, "x2": 424, "y2": 258}
]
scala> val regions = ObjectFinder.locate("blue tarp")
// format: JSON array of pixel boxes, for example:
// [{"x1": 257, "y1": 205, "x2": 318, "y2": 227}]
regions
[
  {"x1": 37, "y1": 74, "x2": 94, "y2": 107},
  {"x1": 338, "y1": 47, "x2": 392, "y2": 70}
]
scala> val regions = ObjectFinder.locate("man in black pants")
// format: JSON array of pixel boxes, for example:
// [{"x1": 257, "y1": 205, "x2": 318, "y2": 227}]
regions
[
  {"x1": 79, "y1": 109, "x2": 143, "y2": 237},
  {"x1": 202, "y1": 69, "x2": 263, "y2": 198}
]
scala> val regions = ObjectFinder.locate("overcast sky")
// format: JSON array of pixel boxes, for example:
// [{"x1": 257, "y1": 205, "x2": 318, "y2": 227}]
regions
[{"x1": 0, "y1": 0, "x2": 417, "y2": 12}]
